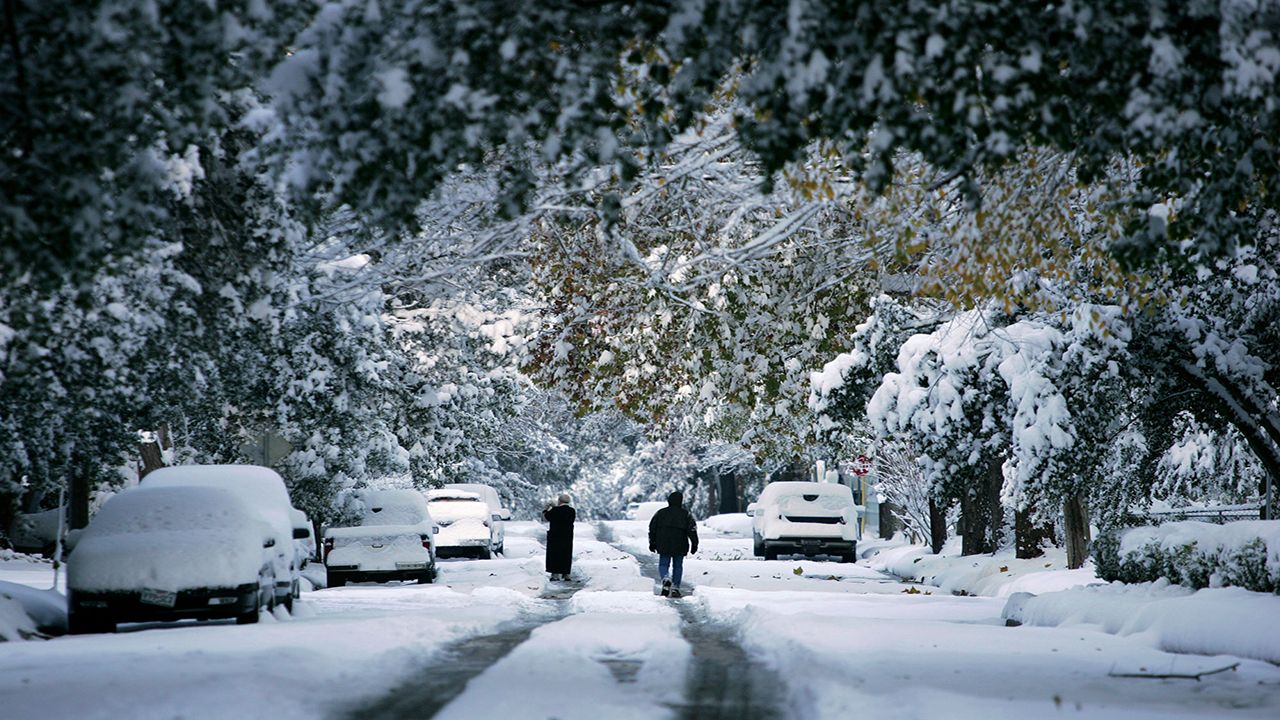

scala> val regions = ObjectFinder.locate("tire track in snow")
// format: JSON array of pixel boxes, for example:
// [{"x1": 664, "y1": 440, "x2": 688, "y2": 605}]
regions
[
  {"x1": 345, "y1": 533, "x2": 589, "y2": 720},
  {"x1": 596, "y1": 523, "x2": 784, "y2": 720}
]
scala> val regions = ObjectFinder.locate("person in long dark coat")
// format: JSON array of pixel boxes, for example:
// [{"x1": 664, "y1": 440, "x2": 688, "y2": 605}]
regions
[
  {"x1": 543, "y1": 493, "x2": 576, "y2": 581},
  {"x1": 648, "y1": 490, "x2": 698, "y2": 597}
]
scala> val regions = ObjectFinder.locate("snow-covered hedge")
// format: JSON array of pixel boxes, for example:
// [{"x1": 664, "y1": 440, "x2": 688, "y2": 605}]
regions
[{"x1": 1093, "y1": 520, "x2": 1280, "y2": 593}]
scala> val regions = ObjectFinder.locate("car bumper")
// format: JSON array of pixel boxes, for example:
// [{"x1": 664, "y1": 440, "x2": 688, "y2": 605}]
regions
[
  {"x1": 763, "y1": 537, "x2": 856, "y2": 556},
  {"x1": 325, "y1": 566, "x2": 432, "y2": 583},
  {"x1": 68, "y1": 584, "x2": 260, "y2": 622}
]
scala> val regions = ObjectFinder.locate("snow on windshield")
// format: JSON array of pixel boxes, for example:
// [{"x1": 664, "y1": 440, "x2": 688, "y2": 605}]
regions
[{"x1": 84, "y1": 486, "x2": 258, "y2": 535}]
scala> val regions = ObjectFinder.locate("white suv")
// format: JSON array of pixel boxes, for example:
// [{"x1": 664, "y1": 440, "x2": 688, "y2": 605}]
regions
[{"x1": 748, "y1": 482, "x2": 858, "y2": 562}]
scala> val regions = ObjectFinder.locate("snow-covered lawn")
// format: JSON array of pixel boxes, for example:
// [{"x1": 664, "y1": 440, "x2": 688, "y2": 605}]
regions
[
  {"x1": 698, "y1": 586, "x2": 1280, "y2": 719},
  {"x1": 867, "y1": 536, "x2": 1104, "y2": 597}
]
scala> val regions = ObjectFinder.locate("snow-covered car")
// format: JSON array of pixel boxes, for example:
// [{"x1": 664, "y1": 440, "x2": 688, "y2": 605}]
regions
[
  {"x1": 748, "y1": 482, "x2": 859, "y2": 562},
  {"x1": 442, "y1": 483, "x2": 511, "y2": 553},
  {"x1": 623, "y1": 501, "x2": 642, "y2": 519},
  {"x1": 66, "y1": 486, "x2": 278, "y2": 633},
  {"x1": 290, "y1": 507, "x2": 316, "y2": 568},
  {"x1": 427, "y1": 488, "x2": 497, "y2": 559},
  {"x1": 142, "y1": 465, "x2": 306, "y2": 610},
  {"x1": 324, "y1": 490, "x2": 437, "y2": 586}
]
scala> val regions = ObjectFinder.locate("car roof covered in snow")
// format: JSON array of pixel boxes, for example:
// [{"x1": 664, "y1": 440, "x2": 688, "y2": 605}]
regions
[
  {"x1": 142, "y1": 464, "x2": 294, "y2": 531},
  {"x1": 758, "y1": 481, "x2": 853, "y2": 501},
  {"x1": 426, "y1": 488, "x2": 483, "y2": 501}
]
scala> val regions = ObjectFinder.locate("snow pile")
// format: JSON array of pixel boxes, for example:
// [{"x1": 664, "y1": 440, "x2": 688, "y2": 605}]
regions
[
  {"x1": 1095, "y1": 520, "x2": 1280, "y2": 591},
  {"x1": 0, "y1": 580, "x2": 65, "y2": 636},
  {"x1": 0, "y1": 594, "x2": 37, "y2": 641},
  {"x1": 68, "y1": 486, "x2": 268, "y2": 593},
  {"x1": 703, "y1": 513, "x2": 752, "y2": 537},
  {"x1": 1003, "y1": 580, "x2": 1280, "y2": 664},
  {"x1": 867, "y1": 539, "x2": 1102, "y2": 597},
  {"x1": 0, "y1": 548, "x2": 50, "y2": 564}
]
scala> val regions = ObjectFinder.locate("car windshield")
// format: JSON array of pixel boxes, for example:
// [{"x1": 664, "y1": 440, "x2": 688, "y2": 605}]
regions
[{"x1": 88, "y1": 487, "x2": 253, "y2": 536}]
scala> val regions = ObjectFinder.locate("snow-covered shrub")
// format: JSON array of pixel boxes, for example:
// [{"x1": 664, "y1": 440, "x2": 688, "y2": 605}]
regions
[{"x1": 1095, "y1": 521, "x2": 1280, "y2": 593}]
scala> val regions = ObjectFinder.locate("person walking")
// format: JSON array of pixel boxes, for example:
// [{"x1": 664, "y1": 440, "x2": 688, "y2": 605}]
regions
[
  {"x1": 543, "y1": 493, "x2": 576, "y2": 581},
  {"x1": 648, "y1": 490, "x2": 698, "y2": 597}
]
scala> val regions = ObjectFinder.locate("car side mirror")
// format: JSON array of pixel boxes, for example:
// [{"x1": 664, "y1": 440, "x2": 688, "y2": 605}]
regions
[
  {"x1": 293, "y1": 527, "x2": 310, "y2": 539},
  {"x1": 499, "y1": 509, "x2": 511, "y2": 521},
  {"x1": 492, "y1": 513, "x2": 502, "y2": 522},
  {"x1": 264, "y1": 537, "x2": 276, "y2": 548},
  {"x1": 746, "y1": 503, "x2": 758, "y2": 517},
  {"x1": 432, "y1": 526, "x2": 440, "y2": 535},
  {"x1": 64, "y1": 528, "x2": 84, "y2": 551}
]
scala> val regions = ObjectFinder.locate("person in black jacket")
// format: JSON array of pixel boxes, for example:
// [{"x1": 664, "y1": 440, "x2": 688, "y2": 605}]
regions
[
  {"x1": 543, "y1": 493, "x2": 576, "y2": 581},
  {"x1": 648, "y1": 491, "x2": 698, "y2": 597}
]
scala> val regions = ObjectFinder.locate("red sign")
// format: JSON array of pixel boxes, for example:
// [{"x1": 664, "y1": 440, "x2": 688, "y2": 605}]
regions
[{"x1": 851, "y1": 454, "x2": 872, "y2": 476}]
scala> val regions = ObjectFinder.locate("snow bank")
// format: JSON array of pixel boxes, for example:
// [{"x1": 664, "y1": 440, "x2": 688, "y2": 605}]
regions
[
  {"x1": 702, "y1": 513, "x2": 751, "y2": 537},
  {"x1": 1003, "y1": 581, "x2": 1280, "y2": 664},
  {"x1": 866, "y1": 539, "x2": 1102, "y2": 597},
  {"x1": 0, "y1": 594, "x2": 37, "y2": 641},
  {"x1": 0, "y1": 579, "x2": 65, "y2": 636}
]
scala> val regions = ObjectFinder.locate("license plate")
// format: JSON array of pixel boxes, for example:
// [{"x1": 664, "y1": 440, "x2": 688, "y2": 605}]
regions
[
  {"x1": 396, "y1": 562, "x2": 427, "y2": 570},
  {"x1": 802, "y1": 539, "x2": 820, "y2": 546},
  {"x1": 140, "y1": 589, "x2": 177, "y2": 607}
]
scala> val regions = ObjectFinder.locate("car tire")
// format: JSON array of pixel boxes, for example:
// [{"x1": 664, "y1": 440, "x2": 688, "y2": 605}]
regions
[
  {"x1": 235, "y1": 609, "x2": 259, "y2": 625},
  {"x1": 763, "y1": 548, "x2": 778, "y2": 561},
  {"x1": 417, "y1": 570, "x2": 433, "y2": 584},
  {"x1": 328, "y1": 573, "x2": 346, "y2": 588},
  {"x1": 477, "y1": 547, "x2": 492, "y2": 560},
  {"x1": 839, "y1": 552, "x2": 856, "y2": 563},
  {"x1": 282, "y1": 592, "x2": 294, "y2": 614}
]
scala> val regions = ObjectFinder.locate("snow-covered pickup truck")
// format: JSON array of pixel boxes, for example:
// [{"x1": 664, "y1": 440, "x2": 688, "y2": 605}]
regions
[
  {"x1": 426, "y1": 488, "x2": 497, "y2": 559},
  {"x1": 324, "y1": 490, "x2": 437, "y2": 587},
  {"x1": 748, "y1": 481, "x2": 859, "y2": 562}
]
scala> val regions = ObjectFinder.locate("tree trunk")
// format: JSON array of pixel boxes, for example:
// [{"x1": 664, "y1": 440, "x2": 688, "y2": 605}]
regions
[
  {"x1": 706, "y1": 467, "x2": 718, "y2": 518},
  {"x1": 879, "y1": 500, "x2": 904, "y2": 540},
  {"x1": 961, "y1": 458, "x2": 1005, "y2": 555},
  {"x1": 1063, "y1": 494, "x2": 1090, "y2": 570},
  {"x1": 928, "y1": 497, "x2": 947, "y2": 554},
  {"x1": 139, "y1": 440, "x2": 165, "y2": 479},
  {"x1": 1015, "y1": 505, "x2": 1054, "y2": 559},
  {"x1": 69, "y1": 472, "x2": 90, "y2": 530}
]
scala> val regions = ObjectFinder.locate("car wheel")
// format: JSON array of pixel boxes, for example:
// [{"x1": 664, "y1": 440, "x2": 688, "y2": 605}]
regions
[
  {"x1": 477, "y1": 547, "x2": 492, "y2": 560},
  {"x1": 840, "y1": 552, "x2": 856, "y2": 563},
  {"x1": 282, "y1": 593, "x2": 294, "y2": 614},
  {"x1": 764, "y1": 548, "x2": 778, "y2": 561},
  {"x1": 416, "y1": 570, "x2": 433, "y2": 584},
  {"x1": 328, "y1": 573, "x2": 346, "y2": 588},
  {"x1": 235, "y1": 609, "x2": 259, "y2": 625}
]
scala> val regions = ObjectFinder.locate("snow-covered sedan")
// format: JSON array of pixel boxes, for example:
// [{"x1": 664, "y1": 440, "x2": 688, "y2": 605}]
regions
[
  {"x1": 427, "y1": 488, "x2": 497, "y2": 559},
  {"x1": 748, "y1": 481, "x2": 859, "y2": 562},
  {"x1": 324, "y1": 490, "x2": 437, "y2": 586},
  {"x1": 66, "y1": 486, "x2": 278, "y2": 634}
]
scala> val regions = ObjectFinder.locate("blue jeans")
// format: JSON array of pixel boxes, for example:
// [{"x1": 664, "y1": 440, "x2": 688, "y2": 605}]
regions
[{"x1": 659, "y1": 554, "x2": 684, "y2": 587}]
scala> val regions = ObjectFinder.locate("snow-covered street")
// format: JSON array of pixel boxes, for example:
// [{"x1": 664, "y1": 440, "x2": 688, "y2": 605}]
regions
[{"x1": 3, "y1": 520, "x2": 1277, "y2": 720}]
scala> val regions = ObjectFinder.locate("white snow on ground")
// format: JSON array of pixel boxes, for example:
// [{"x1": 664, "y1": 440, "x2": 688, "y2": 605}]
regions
[
  {"x1": 0, "y1": 583, "x2": 543, "y2": 720},
  {"x1": 699, "y1": 588, "x2": 1280, "y2": 719},
  {"x1": 1003, "y1": 580, "x2": 1280, "y2": 664},
  {"x1": 867, "y1": 537, "x2": 1104, "y2": 596},
  {"x1": 4, "y1": 518, "x2": 1280, "y2": 720},
  {"x1": 434, "y1": 590, "x2": 689, "y2": 720}
]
